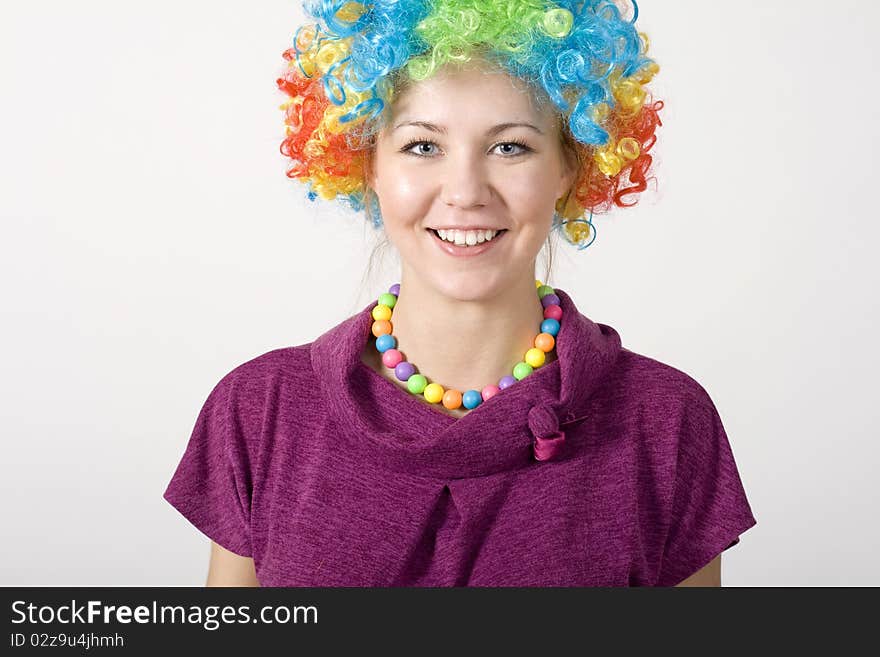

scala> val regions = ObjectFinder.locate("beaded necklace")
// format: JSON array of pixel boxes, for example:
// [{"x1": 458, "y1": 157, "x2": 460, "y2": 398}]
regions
[{"x1": 370, "y1": 280, "x2": 563, "y2": 412}]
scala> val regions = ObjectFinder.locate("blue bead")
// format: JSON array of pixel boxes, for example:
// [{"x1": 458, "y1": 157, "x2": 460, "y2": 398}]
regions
[
  {"x1": 375, "y1": 334, "x2": 396, "y2": 352},
  {"x1": 541, "y1": 318, "x2": 561, "y2": 336},
  {"x1": 462, "y1": 390, "x2": 482, "y2": 409}
]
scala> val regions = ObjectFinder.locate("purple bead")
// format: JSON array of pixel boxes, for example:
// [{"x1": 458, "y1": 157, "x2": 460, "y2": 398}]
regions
[
  {"x1": 389, "y1": 283, "x2": 401, "y2": 296},
  {"x1": 541, "y1": 293, "x2": 560, "y2": 308},
  {"x1": 394, "y1": 361, "x2": 415, "y2": 381},
  {"x1": 498, "y1": 375, "x2": 517, "y2": 389}
]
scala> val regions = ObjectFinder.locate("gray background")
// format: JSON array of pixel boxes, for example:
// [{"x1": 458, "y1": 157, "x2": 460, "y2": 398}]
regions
[{"x1": 2, "y1": 0, "x2": 877, "y2": 585}]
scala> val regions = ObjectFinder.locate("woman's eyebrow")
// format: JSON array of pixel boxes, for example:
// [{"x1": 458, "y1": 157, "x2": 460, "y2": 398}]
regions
[{"x1": 392, "y1": 120, "x2": 544, "y2": 136}]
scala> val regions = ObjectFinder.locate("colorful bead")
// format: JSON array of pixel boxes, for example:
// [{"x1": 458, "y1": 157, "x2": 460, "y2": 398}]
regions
[
  {"x1": 537, "y1": 285, "x2": 555, "y2": 298},
  {"x1": 407, "y1": 374, "x2": 428, "y2": 394},
  {"x1": 424, "y1": 382, "x2": 444, "y2": 403},
  {"x1": 535, "y1": 279, "x2": 543, "y2": 288},
  {"x1": 540, "y1": 318, "x2": 561, "y2": 336},
  {"x1": 535, "y1": 332, "x2": 555, "y2": 352},
  {"x1": 372, "y1": 319, "x2": 392, "y2": 337},
  {"x1": 513, "y1": 361, "x2": 533, "y2": 380},
  {"x1": 498, "y1": 375, "x2": 517, "y2": 389},
  {"x1": 525, "y1": 347, "x2": 546, "y2": 368},
  {"x1": 381, "y1": 348, "x2": 404, "y2": 368},
  {"x1": 378, "y1": 292, "x2": 397, "y2": 308},
  {"x1": 389, "y1": 282, "x2": 401, "y2": 296},
  {"x1": 543, "y1": 304, "x2": 563, "y2": 321},
  {"x1": 442, "y1": 389, "x2": 463, "y2": 410},
  {"x1": 372, "y1": 304, "x2": 392, "y2": 321},
  {"x1": 481, "y1": 384, "x2": 500, "y2": 401},
  {"x1": 541, "y1": 293, "x2": 560, "y2": 308},
  {"x1": 395, "y1": 361, "x2": 415, "y2": 381},
  {"x1": 375, "y1": 333, "x2": 396, "y2": 352},
  {"x1": 462, "y1": 390, "x2": 482, "y2": 409}
]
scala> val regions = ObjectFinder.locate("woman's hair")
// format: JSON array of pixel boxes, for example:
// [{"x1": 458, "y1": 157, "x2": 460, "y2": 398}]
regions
[{"x1": 277, "y1": 0, "x2": 664, "y2": 252}]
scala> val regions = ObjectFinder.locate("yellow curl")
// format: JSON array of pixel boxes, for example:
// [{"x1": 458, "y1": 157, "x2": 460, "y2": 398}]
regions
[
  {"x1": 563, "y1": 220, "x2": 592, "y2": 247},
  {"x1": 337, "y1": 2, "x2": 367, "y2": 23},
  {"x1": 594, "y1": 148, "x2": 622, "y2": 177},
  {"x1": 638, "y1": 31, "x2": 651, "y2": 55},
  {"x1": 610, "y1": 75, "x2": 646, "y2": 115},
  {"x1": 323, "y1": 106, "x2": 346, "y2": 134},
  {"x1": 591, "y1": 102, "x2": 611, "y2": 124},
  {"x1": 616, "y1": 137, "x2": 640, "y2": 162},
  {"x1": 295, "y1": 24, "x2": 318, "y2": 52},
  {"x1": 315, "y1": 41, "x2": 349, "y2": 74},
  {"x1": 633, "y1": 60, "x2": 660, "y2": 85}
]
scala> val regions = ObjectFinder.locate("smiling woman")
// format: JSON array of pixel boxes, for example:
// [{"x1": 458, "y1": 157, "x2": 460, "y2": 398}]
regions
[
  {"x1": 163, "y1": 0, "x2": 757, "y2": 588},
  {"x1": 367, "y1": 60, "x2": 577, "y2": 307}
]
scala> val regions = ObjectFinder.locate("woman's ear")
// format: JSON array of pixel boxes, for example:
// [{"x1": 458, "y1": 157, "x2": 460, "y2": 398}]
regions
[
  {"x1": 556, "y1": 130, "x2": 579, "y2": 199},
  {"x1": 558, "y1": 153, "x2": 578, "y2": 200},
  {"x1": 364, "y1": 146, "x2": 378, "y2": 189}
]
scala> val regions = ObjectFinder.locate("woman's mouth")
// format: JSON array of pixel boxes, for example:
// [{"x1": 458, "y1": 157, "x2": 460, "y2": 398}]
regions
[{"x1": 426, "y1": 228, "x2": 508, "y2": 258}]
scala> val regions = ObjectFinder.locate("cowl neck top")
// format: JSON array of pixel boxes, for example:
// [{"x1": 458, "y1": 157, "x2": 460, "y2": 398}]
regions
[
  {"x1": 164, "y1": 286, "x2": 757, "y2": 586},
  {"x1": 310, "y1": 287, "x2": 622, "y2": 480}
]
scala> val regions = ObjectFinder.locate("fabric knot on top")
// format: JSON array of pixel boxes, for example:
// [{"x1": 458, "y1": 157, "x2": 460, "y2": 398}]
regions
[{"x1": 527, "y1": 404, "x2": 566, "y2": 462}]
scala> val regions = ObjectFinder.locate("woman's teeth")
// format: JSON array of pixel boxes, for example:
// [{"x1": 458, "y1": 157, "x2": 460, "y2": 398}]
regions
[{"x1": 435, "y1": 228, "x2": 503, "y2": 246}]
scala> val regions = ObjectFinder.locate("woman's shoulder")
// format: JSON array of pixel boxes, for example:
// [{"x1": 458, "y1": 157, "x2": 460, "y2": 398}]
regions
[
  {"x1": 611, "y1": 345, "x2": 716, "y2": 415},
  {"x1": 206, "y1": 305, "x2": 368, "y2": 418},
  {"x1": 193, "y1": 344, "x2": 321, "y2": 435},
  {"x1": 216, "y1": 344, "x2": 316, "y2": 392}
]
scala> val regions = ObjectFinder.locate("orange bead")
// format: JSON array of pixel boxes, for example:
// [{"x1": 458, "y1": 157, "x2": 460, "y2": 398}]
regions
[
  {"x1": 535, "y1": 332, "x2": 555, "y2": 352},
  {"x1": 442, "y1": 389, "x2": 463, "y2": 410},
  {"x1": 372, "y1": 319, "x2": 392, "y2": 337}
]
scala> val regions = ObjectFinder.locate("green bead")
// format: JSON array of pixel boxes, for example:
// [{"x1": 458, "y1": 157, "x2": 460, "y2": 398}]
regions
[
  {"x1": 537, "y1": 285, "x2": 555, "y2": 298},
  {"x1": 513, "y1": 362, "x2": 533, "y2": 380},
  {"x1": 378, "y1": 292, "x2": 397, "y2": 308},
  {"x1": 407, "y1": 374, "x2": 428, "y2": 394}
]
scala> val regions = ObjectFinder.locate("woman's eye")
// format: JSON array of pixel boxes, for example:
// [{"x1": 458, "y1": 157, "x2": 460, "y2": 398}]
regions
[
  {"x1": 495, "y1": 142, "x2": 529, "y2": 156},
  {"x1": 405, "y1": 142, "x2": 437, "y2": 156}
]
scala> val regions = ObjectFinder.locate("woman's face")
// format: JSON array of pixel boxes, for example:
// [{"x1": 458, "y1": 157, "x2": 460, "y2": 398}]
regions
[{"x1": 369, "y1": 61, "x2": 576, "y2": 301}]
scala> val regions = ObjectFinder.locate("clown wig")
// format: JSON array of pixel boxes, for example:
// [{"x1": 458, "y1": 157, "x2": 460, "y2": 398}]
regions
[{"x1": 277, "y1": 0, "x2": 663, "y2": 250}]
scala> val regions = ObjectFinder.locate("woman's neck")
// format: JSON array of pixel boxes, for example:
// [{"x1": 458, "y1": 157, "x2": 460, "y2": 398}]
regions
[{"x1": 362, "y1": 272, "x2": 555, "y2": 403}]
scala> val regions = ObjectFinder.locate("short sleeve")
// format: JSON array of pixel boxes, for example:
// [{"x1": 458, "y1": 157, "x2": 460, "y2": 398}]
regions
[
  {"x1": 163, "y1": 371, "x2": 254, "y2": 557},
  {"x1": 655, "y1": 388, "x2": 757, "y2": 586}
]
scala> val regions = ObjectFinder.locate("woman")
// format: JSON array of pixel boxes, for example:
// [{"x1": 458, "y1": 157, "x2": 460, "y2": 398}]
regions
[{"x1": 164, "y1": 0, "x2": 757, "y2": 586}]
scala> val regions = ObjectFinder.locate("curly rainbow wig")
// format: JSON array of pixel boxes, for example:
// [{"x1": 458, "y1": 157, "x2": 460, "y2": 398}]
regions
[{"x1": 277, "y1": 0, "x2": 663, "y2": 250}]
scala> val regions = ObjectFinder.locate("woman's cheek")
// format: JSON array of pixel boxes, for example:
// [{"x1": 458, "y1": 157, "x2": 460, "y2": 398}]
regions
[
  {"x1": 502, "y1": 185, "x2": 554, "y2": 223},
  {"x1": 383, "y1": 173, "x2": 429, "y2": 219}
]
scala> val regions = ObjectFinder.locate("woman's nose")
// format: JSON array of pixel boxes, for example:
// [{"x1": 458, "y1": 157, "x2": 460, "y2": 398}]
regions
[{"x1": 439, "y1": 153, "x2": 493, "y2": 209}]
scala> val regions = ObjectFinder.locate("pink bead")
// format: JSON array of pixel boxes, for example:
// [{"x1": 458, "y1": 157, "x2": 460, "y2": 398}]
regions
[
  {"x1": 543, "y1": 304, "x2": 563, "y2": 321},
  {"x1": 481, "y1": 384, "x2": 501, "y2": 401},
  {"x1": 382, "y1": 348, "x2": 404, "y2": 368}
]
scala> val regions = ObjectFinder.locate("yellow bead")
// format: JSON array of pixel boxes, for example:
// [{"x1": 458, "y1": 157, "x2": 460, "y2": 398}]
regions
[
  {"x1": 372, "y1": 304, "x2": 392, "y2": 321},
  {"x1": 535, "y1": 279, "x2": 543, "y2": 288},
  {"x1": 424, "y1": 382, "x2": 445, "y2": 404},
  {"x1": 525, "y1": 347, "x2": 546, "y2": 368}
]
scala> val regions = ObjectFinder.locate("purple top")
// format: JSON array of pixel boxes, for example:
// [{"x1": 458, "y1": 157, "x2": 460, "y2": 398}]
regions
[{"x1": 163, "y1": 288, "x2": 757, "y2": 586}]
